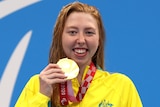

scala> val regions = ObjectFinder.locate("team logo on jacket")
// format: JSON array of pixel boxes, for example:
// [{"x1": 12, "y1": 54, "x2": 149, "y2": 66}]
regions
[{"x1": 98, "y1": 100, "x2": 113, "y2": 107}]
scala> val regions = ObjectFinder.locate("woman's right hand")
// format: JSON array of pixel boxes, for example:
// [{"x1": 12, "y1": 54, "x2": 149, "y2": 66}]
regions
[{"x1": 39, "y1": 63, "x2": 67, "y2": 97}]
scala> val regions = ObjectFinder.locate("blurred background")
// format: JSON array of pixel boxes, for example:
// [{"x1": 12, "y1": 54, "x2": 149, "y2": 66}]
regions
[{"x1": 0, "y1": 0, "x2": 159, "y2": 106}]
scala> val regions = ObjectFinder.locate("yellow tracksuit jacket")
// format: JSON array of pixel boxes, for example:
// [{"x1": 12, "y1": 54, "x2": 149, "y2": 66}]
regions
[{"x1": 15, "y1": 66, "x2": 143, "y2": 107}]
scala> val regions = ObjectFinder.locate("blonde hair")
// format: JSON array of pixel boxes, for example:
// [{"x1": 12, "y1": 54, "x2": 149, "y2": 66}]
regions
[{"x1": 49, "y1": 2, "x2": 106, "y2": 106}]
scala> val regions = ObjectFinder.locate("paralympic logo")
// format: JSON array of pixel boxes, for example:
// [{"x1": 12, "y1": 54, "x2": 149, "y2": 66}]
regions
[{"x1": 0, "y1": 0, "x2": 41, "y2": 107}]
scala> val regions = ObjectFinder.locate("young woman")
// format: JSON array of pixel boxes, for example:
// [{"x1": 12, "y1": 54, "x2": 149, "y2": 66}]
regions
[{"x1": 15, "y1": 2, "x2": 143, "y2": 107}]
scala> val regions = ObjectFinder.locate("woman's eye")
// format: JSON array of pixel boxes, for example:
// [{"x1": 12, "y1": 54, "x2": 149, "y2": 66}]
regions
[
  {"x1": 85, "y1": 31, "x2": 95, "y2": 35},
  {"x1": 68, "y1": 31, "x2": 77, "y2": 35}
]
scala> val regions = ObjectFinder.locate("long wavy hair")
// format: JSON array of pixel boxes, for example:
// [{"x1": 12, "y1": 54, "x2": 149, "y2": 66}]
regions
[{"x1": 49, "y1": 2, "x2": 106, "y2": 106}]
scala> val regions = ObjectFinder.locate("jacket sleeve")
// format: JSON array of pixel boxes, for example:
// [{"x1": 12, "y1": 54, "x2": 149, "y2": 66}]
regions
[
  {"x1": 128, "y1": 80, "x2": 143, "y2": 107},
  {"x1": 15, "y1": 75, "x2": 50, "y2": 107},
  {"x1": 121, "y1": 74, "x2": 143, "y2": 107}
]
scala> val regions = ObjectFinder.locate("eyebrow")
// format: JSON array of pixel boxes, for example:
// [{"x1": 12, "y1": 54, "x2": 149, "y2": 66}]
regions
[
  {"x1": 66, "y1": 26, "x2": 78, "y2": 29},
  {"x1": 66, "y1": 26, "x2": 96, "y2": 30}
]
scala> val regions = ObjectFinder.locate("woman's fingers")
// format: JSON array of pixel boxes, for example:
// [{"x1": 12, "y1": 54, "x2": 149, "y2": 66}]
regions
[
  {"x1": 39, "y1": 63, "x2": 67, "y2": 85},
  {"x1": 45, "y1": 77, "x2": 67, "y2": 85},
  {"x1": 41, "y1": 67, "x2": 64, "y2": 75},
  {"x1": 39, "y1": 63, "x2": 68, "y2": 97}
]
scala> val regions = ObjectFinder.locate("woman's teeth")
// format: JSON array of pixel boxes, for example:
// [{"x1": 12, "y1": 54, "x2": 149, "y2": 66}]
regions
[{"x1": 74, "y1": 49, "x2": 86, "y2": 54}]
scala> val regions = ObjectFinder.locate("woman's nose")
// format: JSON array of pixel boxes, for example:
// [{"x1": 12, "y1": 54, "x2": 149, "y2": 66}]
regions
[{"x1": 77, "y1": 33, "x2": 85, "y2": 45}]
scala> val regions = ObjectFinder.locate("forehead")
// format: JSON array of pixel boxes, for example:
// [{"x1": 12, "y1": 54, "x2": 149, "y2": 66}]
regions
[{"x1": 64, "y1": 12, "x2": 98, "y2": 29}]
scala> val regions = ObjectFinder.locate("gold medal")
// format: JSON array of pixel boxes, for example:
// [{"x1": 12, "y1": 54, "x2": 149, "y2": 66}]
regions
[{"x1": 57, "y1": 58, "x2": 79, "y2": 79}]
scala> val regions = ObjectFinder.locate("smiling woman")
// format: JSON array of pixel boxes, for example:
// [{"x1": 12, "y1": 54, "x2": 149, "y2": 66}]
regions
[
  {"x1": 62, "y1": 12, "x2": 99, "y2": 71},
  {"x1": 15, "y1": 2, "x2": 143, "y2": 107}
]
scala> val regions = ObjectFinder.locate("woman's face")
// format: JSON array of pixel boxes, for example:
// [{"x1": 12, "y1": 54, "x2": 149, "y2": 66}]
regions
[{"x1": 62, "y1": 12, "x2": 99, "y2": 67}]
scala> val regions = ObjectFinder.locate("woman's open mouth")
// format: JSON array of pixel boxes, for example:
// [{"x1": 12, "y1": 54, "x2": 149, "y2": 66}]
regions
[{"x1": 73, "y1": 48, "x2": 88, "y2": 57}]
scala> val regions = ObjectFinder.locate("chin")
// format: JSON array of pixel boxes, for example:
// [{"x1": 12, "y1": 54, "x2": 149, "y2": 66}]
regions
[{"x1": 77, "y1": 60, "x2": 91, "y2": 66}]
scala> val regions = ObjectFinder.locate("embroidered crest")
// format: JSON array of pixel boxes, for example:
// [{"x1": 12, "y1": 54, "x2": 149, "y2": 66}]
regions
[{"x1": 99, "y1": 100, "x2": 113, "y2": 107}]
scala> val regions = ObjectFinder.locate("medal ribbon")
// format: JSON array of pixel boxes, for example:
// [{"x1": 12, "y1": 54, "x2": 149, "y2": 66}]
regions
[
  {"x1": 59, "y1": 62, "x2": 96, "y2": 105},
  {"x1": 59, "y1": 82, "x2": 69, "y2": 105}
]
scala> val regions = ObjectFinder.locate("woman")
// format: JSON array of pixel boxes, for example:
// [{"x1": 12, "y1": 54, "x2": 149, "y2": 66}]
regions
[{"x1": 15, "y1": 2, "x2": 143, "y2": 107}]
